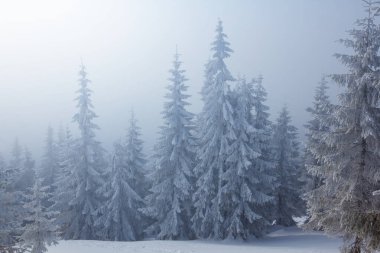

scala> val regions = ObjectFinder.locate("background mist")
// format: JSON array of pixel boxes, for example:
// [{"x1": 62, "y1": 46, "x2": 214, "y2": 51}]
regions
[{"x1": 0, "y1": 0, "x2": 363, "y2": 158}]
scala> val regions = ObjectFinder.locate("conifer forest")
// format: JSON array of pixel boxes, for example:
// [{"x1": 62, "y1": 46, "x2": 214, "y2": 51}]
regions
[{"x1": 1, "y1": 1, "x2": 380, "y2": 253}]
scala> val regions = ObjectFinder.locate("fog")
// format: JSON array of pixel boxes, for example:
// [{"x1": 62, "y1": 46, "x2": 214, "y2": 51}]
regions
[{"x1": 0, "y1": 0, "x2": 363, "y2": 158}]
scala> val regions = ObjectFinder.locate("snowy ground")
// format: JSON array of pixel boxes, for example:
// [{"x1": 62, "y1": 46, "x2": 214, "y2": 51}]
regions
[{"x1": 47, "y1": 227, "x2": 341, "y2": 253}]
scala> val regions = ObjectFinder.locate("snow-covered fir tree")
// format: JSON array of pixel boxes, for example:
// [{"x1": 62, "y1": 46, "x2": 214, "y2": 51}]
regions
[
  {"x1": 3, "y1": 141, "x2": 36, "y2": 248},
  {"x1": 95, "y1": 112, "x2": 146, "y2": 241},
  {"x1": 122, "y1": 112, "x2": 147, "y2": 199},
  {"x1": 272, "y1": 106, "x2": 304, "y2": 227},
  {"x1": 251, "y1": 76, "x2": 274, "y2": 168},
  {"x1": 250, "y1": 76, "x2": 277, "y2": 224},
  {"x1": 308, "y1": 2, "x2": 380, "y2": 252},
  {"x1": 39, "y1": 126, "x2": 59, "y2": 205},
  {"x1": 304, "y1": 77, "x2": 333, "y2": 229},
  {"x1": 144, "y1": 50, "x2": 196, "y2": 240},
  {"x1": 63, "y1": 63, "x2": 106, "y2": 240},
  {"x1": 1, "y1": 141, "x2": 34, "y2": 251},
  {"x1": 305, "y1": 77, "x2": 332, "y2": 191},
  {"x1": 192, "y1": 20, "x2": 237, "y2": 239},
  {"x1": 49, "y1": 126, "x2": 75, "y2": 236},
  {"x1": 0, "y1": 154, "x2": 18, "y2": 252},
  {"x1": 20, "y1": 179, "x2": 57, "y2": 253},
  {"x1": 222, "y1": 77, "x2": 273, "y2": 239}
]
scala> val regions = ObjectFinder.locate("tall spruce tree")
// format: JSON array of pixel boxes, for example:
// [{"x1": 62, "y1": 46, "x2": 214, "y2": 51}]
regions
[
  {"x1": 0, "y1": 154, "x2": 19, "y2": 252},
  {"x1": 20, "y1": 179, "x2": 57, "y2": 253},
  {"x1": 50, "y1": 127, "x2": 76, "y2": 236},
  {"x1": 1, "y1": 141, "x2": 33, "y2": 251},
  {"x1": 251, "y1": 76, "x2": 277, "y2": 225},
  {"x1": 222, "y1": 78, "x2": 273, "y2": 239},
  {"x1": 123, "y1": 112, "x2": 147, "y2": 198},
  {"x1": 304, "y1": 77, "x2": 333, "y2": 229},
  {"x1": 192, "y1": 20, "x2": 237, "y2": 239},
  {"x1": 272, "y1": 107, "x2": 304, "y2": 226},
  {"x1": 251, "y1": 76, "x2": 274, "y2": 170},
  {"x1": 95, "y1": 112, "x2": 146, "y2": 241},
  {"x1": 5, "y1": 142, "x2": 36, "y2": 247},
  {"x1": 305, "y1": 77, "x2": 332, "y2": 192},
  {"x1": 308, "y1": 2, "x2": 380, "y2": 252},
  {"x1": 144, "y1": 50, "x2": 196, "y2": 240},
  {"x1": 63, "y1": 63, "x2": 106, "y2": 239}
]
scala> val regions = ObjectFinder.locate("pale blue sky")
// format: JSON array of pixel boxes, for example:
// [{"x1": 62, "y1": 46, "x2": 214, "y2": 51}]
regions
[{"x1": 0, "y1": 0, "x2": 364, "y2": 158}]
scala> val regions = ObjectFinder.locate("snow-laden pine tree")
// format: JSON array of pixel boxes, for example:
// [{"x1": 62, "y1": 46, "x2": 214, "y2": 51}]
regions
[
  {"x1": 250, "y1": 76, "x2": 277, "y2": 223},
  {"x1": 192, "y1": 20, "x2": 237, "y2": 239},
  {"x1": 0, "y1": 154, "x2": 18, "y2": 251},
  {"x1": 50, "y1": 127, "x2": 76, "y2": 236},
  {"x1": 304, "y1": 77, "x2": 332, "y2": 192},
  {"x1": 222, "y1": 77, "x2": 273, "y2": 239},
  {"x1": 304, "y1": 77, "x2": 333, "y2": 229},
  {"x1": 144, "y1": 50, "x2": 196, "y2": 240},
  {"x1": 5, "y1": 142, "x2": 36, "y2": 245},
  {"x1": 63, "y1": 63, "x2": 106, "y2": 240},
  {"x1": 308, "y1": 2, "x2": 380, "y2": 252},
  {"x1": 20, "y1": 179, "x2": 57, "y2": 253},
  {"x1": 251, "y1": 76, "x2": 274, "y2": 167},
  {"x1": 95, "y1": 112, "x2": 146, "y2": 241},
  {"x1": 1, "y1": 141, "x2": 33, "y2": 251},
  {"x1": 39, "y1": 126, "x2": 59, "y2": 205},
  {"x1": 272, "y1": 107, "x2": 304, "y2": 227},
  {"x1": 122, "y1": 112, "x2": 147, "y2": 199}
]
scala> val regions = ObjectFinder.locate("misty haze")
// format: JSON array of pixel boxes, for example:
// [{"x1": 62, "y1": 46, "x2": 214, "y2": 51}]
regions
[{"x1": 1, "y1": 1, "x2": 380, "y2": 253}]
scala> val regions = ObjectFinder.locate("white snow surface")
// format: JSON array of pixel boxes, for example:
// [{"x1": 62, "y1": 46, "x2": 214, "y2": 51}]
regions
[{"x1": 47, "y1": 227, "x2": 341, "y2": 253}]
